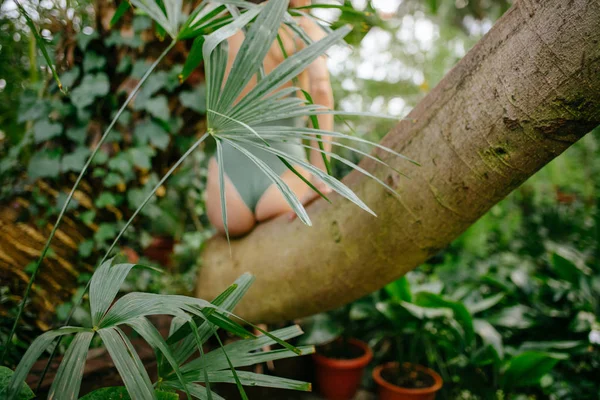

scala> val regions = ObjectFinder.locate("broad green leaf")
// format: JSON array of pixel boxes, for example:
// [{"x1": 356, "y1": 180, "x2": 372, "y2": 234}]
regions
[
  {"x1": 467, "y1": 293, "x2": 505, "y2": 315},
  {"x1": 83, "y1": 52, "x2": 107, "y2": 72},
  {"x1": 416, "y1": 292, "x2": 475, "y2": 345},
  {"x1": 501, "y1": 351, "x2": 566, "y2": 389},
  {"x1": 98, "y1": 328, "x2": 156, "y2": 400},
  {"x1": 0, "y1": 367, "x2": 34, "y2": 400},
  {"x1": 179, "y1": 86, "x2": 207, "y2": 114},
  {"x1": 144, "y1": 95, "x2": 170, "y2": 121},
  {"x1": 474, "y1": 319, "x2": 503, "y2": 359},
  {"x1": 134, "y1": 120, "x2": 170, "y2": 149},
  {"x1": 48, "y1": 331, "x2": 95, "y2": 400},
  {"x1": 6, "y1": 327, "x2": 89, "y2": 400},
  {"x1": 385, "y1": 277, "x2": 412, "y2": 302}
]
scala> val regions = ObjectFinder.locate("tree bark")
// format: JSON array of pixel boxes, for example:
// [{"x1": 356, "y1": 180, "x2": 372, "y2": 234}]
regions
[{"x1": 196, "y1": 0, "x2": 600, "y2": 323}]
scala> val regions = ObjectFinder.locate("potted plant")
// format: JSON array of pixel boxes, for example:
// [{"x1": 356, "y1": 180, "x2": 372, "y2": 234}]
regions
[
  {"x1": 372, "y1": 362, "x2": 442, "y2": 400},
  {"x1": 371, "y1": 277, "x2": 446, "y2": 399},
  {"x1": 300, "y1": 304, "x2": 374, "y2": 400}
]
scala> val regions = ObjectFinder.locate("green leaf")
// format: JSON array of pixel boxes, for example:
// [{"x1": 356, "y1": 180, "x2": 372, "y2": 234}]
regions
[
  {"x1": 0, "y1": 367, "x2": 34, "y2": 400},
  {"x1": 98, "y1": 327, "x2": 156, "y2": 400},
  {"x1": 33, "y1": 119, "x2": 62, "y2": 143},
  {"x1": 6, "y1": 327, "x2": 89, "y2": 400},
  {"x1": 215, "y1": 0, "x2": 288, "y2": 113},
  {"x1": 70, "y1": 73, "x2": 110, "y2": 109},
  {"x1": 134, "y1": 120, "x2": 170, "y2": 149},
  {"x1": 80, "y1": 387, "x2": 179, "y2": 400},
  {"x1": 180, "y1": 36, "x2": 205, "y2": 83},
  {"x1": 77, "y1": 31, "x2": 99, "y2": 51},
  {"x1": 416, "y1": 292, "x2": 475, "y2": 345},
  {"x1": 501, "y1": 351, "x2": 566, "y2": 389},
  {"x1": 551, "y1": 252, "x2": 582, "y2": 284},
  {"x1": 65, "y1": 126, "x2": 87, "y2": 145},
  {"x1": 385, "y1": 276, "x2": 412, "y2": 302},
  {"x1": 27, "y1": 150, "x2": 61, "y2": 179},
  {"x1": 215, "y1": 140, "x2": 230, "y2": 243},
  {"x1": 197, "y1": 370, "x2": 311, "y2": 392},
  {"x1": 144, "y1": 95, "x2": 170, "y2": 122},
  {"x1": 126, "y1": 317, "x2": 191, "y2": 400},
  {"x1": 48, "y1": 331, "x2": 94, "y2": 399},
  {"x1": 83, "y1": 52, "x2": 107, "y2": 72},
  {"x1": 95, "y1": 192, "x2": 119, "y2": 208},
  {"x1": 78, "y1": 239, "x2": 94, "y2": 257},
  {"x1": 90, "y1": 259, "x2": 137, "y2": 325},
  {"x1": 60, "y1": 66, "x2": 80, "y2": 89},
  {"x1": 467, "y1": 293, "x2": 505, "y2": 314},
  {"x1": 474, "y1": 319, "x2": 503, "y2": 359},
  {"x1": 129, "y1": 147, "x2": 155, "y2": 169},
  {"x1": 179, "y1": 86, "x2": 207, "y2": 113},
  {"x1": 62, "y1": 147, "x2": 91, "y2": 172},
  {"x1": 110, "y1": 1, "x2": 131, "y2": 27}
]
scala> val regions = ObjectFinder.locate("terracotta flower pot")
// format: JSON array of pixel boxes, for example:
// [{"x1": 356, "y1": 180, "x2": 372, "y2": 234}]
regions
[
  {"x1": 312, "y1": 338, "x2": 373, "y2": 400},
  {"x1": 373, "y1": 362, "x2": 443, "y2": 400}
]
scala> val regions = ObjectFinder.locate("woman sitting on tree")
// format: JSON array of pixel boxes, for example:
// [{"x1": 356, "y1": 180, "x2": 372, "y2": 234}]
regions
[{"x1": 206, "y1": 0, "x2": 334, "y2": 237}]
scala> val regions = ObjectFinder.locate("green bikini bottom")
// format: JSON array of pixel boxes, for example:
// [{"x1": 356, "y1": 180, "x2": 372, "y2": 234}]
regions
[{"x1": 217, "y1": 119, "x2": 307, "y2": 212}]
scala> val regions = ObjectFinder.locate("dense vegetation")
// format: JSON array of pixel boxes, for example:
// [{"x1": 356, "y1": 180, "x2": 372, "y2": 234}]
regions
[{"x1": 1, "y1": 0, "x2": 598, "y2": 399}]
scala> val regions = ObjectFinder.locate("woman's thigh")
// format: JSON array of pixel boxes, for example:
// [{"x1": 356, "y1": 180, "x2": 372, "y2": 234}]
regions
[
  {"x1": 206, "y1": 158, "x2": 256, "y2": 236},
  {"x1": 255, "y1": 165, "x2": 312, "y2": 222}
]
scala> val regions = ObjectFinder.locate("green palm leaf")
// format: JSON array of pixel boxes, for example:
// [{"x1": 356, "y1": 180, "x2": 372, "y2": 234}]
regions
[{"x1": 47, "y1": 332, "x2": 95, "y2": 400}]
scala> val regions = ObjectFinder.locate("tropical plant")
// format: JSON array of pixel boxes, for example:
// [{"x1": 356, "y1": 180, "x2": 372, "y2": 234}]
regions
[
  {"x1": 3, "y1": 259, "x2": 313, "y2": 399},
  {"x1": 2, "y1": 0, "x2": 415, "y2": 397}
]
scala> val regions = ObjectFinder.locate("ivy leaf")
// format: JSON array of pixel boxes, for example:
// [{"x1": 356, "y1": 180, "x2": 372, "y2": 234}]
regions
[
  {"x1": 83, "y1": 52, "x2": 106, "y2": 73},
  {"x1": 80, "y1": 210, "x2": 96, "y2": 225},
  {"x1": 65, "y1": 126, "x2": 88, "y2": 145},
  {"x1": 95, "y1": 192, "x2": 119, "y2": 208},
  {"x1": 134, "y1": 120, "x2": 170, "y2": 150},
  {"x1": 133, "y1": 71, "x2": 168, "y2": 109},
  {"x1": 129, "y1": 147, "x2": 155, "y2": 170},
  {"x1": 70, "y1": 73, "x2": 110, "y2": 109},
  {"x1": 144, "y1": 96, "x2": 170, "y2": 122},
  {"x1": 62, "y1": 147, "x2": 91, "y2": 172},
  {"x1": 108, "y1": 153, "x2": 135, "y2": 180},
  {"x1": 117, "y1": 56, "x2": 132, "y2": 74},
  {"x1": 179, "y1": 85, "x2": 206, "y2": 114},
  {"x1": 103, "y1": 173, "x2": 125, "y2": 187},
  {"x1": 60, "y1": 66, "x2": 80, "y2": 89},
  {"x1": 33, "y1": 119, "x2": 62, "y2": 143},
  {"x1": 78, "y1": 240, "x2": 94, "y2": 257},
  {"x1": 133, "y1": 16, "x2": 153, "y2": 32},
  {"x1": 27, "y1": 150, "x2": 61, "y2": 179},
  {"x1": 77, "y1": 31, "x2": 99, "y2": 51},
  {"x1": 94, "y1": 223, "x2": 118, "y2": 244},
  {"x1": 105, "y1": 31, "x2": 144, "y2": 48}
]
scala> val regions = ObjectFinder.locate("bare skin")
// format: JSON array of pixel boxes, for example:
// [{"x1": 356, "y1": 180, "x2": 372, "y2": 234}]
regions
[{"x1": 206, "y1": 0, "x2": 334, "y2": 236}]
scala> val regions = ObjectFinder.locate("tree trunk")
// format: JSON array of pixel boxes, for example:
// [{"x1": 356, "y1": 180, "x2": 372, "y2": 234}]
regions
[{"x1": 196, "y1": 0, "x2": 600, "y2": 323}]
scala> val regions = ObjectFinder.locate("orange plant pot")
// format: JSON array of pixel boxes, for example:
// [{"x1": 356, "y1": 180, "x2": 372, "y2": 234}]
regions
[
  {"x1": 373, "y1": 362, "x2": 443, "y2": 400},
  {"x1": 312, "y1": 338, "x2": 373, "y2": 400}
]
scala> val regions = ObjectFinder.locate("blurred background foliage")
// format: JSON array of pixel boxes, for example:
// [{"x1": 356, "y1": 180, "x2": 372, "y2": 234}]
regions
[{"x1": 1, "y1": 0, "x2": 598, "y2": 398}]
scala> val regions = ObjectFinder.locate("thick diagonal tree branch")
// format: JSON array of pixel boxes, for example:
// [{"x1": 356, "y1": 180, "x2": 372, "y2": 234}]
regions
[{"x1": 196, "y1": 0, "x2": 600, "y2": 323}]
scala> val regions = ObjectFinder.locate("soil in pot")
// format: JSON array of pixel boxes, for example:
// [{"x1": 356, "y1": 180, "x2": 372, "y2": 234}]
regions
[
  {"x1": 318, "y1": 339, "x2": 365, "y2": 360},
  {"x1": 381, "y1": 363, "x2": 436, "y2": 389}
]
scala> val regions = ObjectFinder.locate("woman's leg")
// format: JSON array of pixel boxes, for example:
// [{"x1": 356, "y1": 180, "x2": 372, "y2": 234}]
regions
[
  {"x1": 206, "y1": 158, "x2": 256, "y2": 236},
  {"x1": 255, "y1": 165, "x2": 312, "y2": 222}
]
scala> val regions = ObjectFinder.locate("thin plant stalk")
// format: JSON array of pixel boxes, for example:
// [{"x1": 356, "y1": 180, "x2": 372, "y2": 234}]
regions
[
  {"x1": 1, "y1": 39, "x2": 176, "y2": 366},
  {"x1": 37, "y1": 132, "x2": 208, "y2": 391}
]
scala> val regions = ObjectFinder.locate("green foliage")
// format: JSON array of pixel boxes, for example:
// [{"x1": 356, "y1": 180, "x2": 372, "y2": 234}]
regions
[
  {"x1": 3, "y1": 262, "x2": 312, "y2": 400},
  {"x1": 0, "y1": 367, "x2": 34, "y2": 400},
  {"x1": 80, "y1": 387, "x2": 178, "y2": 400}
]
